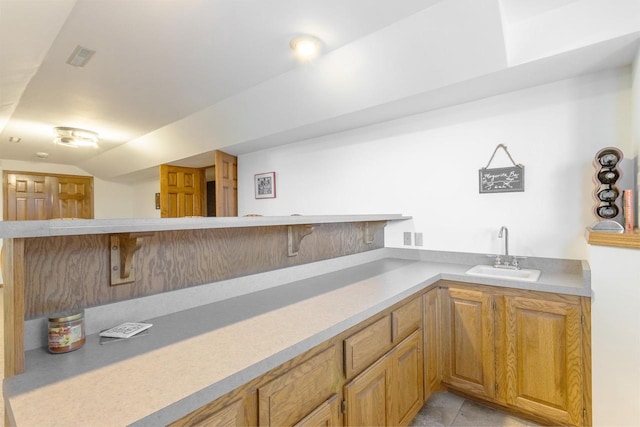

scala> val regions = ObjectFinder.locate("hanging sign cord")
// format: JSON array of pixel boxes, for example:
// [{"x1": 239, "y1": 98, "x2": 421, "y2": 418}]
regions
[{"x1": 483, "y1": 144, "x2": 523, "y2": 169}]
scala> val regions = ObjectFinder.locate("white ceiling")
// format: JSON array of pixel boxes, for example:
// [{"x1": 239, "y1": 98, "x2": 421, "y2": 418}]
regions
[
  {"x1": 0, "y1": 0, "x2": 442, "y2": 166},
  {"x1": 0, "y1": 0, "x2": 639, "y2": 181}
]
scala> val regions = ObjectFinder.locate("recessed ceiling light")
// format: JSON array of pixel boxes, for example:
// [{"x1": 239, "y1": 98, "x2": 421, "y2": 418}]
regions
[
  {"x1": 9, "y1": 136, "x2": 21, "y2": 143},
  {"x1": 290, "y1": 35, "x2": 321, "y2": 61},
  {"x1": 35, "y1": 152, "x2": 49, "y2": 159},
  {"x1": 66, "y1": 45, "x2": 96, "y2": 68}
]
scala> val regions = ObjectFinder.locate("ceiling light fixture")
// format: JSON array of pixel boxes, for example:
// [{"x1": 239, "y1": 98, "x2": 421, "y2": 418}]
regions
[
  {"x1": 54, "y1": 127, "x2": 99, "y2": 148},
  {"x1": 66, "y1": 45, "x2": 96, "y2": 68},
  {"x1": 9, "y1": 136, "x2": 21, "y2": 143},
  {"x1": 290, "y1": 35, "x2": 321, "y2": 61}
]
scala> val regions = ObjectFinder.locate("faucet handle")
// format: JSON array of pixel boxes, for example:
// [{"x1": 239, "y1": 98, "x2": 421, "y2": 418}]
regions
[
  {"x1": 510, "y1": 255, "x2": 526, "y2": 268},
  {"x1": 486, "y1": 254, "x2": 503, "y2": 267}
]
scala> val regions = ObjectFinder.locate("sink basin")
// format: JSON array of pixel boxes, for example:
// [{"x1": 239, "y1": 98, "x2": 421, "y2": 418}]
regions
[{"x1": 465, "y1": 265, "x2": 541, "y2": 282}]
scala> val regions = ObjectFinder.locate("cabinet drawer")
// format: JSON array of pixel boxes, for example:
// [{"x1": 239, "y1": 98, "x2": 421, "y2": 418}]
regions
[
  {"x1": 258, "y1": 346, "x2": 339, "y2": 426},
  {"x1": 344, "y1": 315, "x2": 392, "y2": 378},
  {"x1": 391, "y1": 296, "x2": 422, "y2": 343}
]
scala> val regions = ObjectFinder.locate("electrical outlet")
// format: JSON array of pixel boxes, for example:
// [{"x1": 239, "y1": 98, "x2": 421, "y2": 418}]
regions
[
  {"x1": 414, "y1": 232, "x2": 423, "y2": 246},
  {"x1": 403, "y1": 232, "x2": 412, "y2": 246}
]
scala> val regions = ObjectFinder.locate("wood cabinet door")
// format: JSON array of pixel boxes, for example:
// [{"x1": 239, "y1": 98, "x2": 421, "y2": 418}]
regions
[
  {"x1": 504, "y1": 295, "x2": 583, "y2": 426},
  {"x1": 214, "y1": 150, "x2": 237, "y2": 217},
  {"x1": 344, "y1": 315, "x2": 392, "y2": 379},
  {"x1": 423, "y1": 287, "x2": 441, "y2": 400},
  {"x1": 258, "y1": 346, "x2": 339, "y2": 426},
  {"x1": 160, "y1": 165, "x2": 204, "y2": 218},
  {"x1": 442, "y1": 287, "x2": 495, "y2": 398},
  {"x1": 344, "y1": 355, "x2": 392, "y2": 427},
  {"x1": 391, "y1": 296, "x2": 422, "y2": 343},
  {"x1": 292, "y1": 394, "x2": 340, "y2": 427},
  {"x1": 391, "y1": 330, "x2": 424, "y2": 426}
]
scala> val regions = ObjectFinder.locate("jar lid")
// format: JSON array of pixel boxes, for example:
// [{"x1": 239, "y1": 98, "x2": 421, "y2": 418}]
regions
[{"x1": 48, "y1": 310, "x2": 84, "y2": 323}]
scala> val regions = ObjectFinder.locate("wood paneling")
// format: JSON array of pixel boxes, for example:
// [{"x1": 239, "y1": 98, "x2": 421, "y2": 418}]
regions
[
  {"x1": 22, "y1": 221, "x2": 383, "y2": 319},
  {"x1": 2, "y1": 239, "x2": 26, "y2": 377}
]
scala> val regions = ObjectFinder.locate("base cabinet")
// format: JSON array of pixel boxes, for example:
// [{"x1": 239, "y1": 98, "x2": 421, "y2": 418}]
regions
[
  {"x1": 441, "y1": 287, "x2": 495, "y2": 399},
  {"x1": 344, "y1": 330, "x2": 424, "y2": 427},
  {"x1": 439, "y1": 281, "x2": 589, "y2": 427},
  {"x1": 344, "y1": 353, "x2": 392, "y2": 427},
  {"x1": 393, "y1": 330, "x2": 424, "y2": 425},
  {"x1": 504, "y1": 295, "x2": 585, "y2": 425},
  {"x1": 170, "y1": 282, "x2": 589, "y2": 427}
]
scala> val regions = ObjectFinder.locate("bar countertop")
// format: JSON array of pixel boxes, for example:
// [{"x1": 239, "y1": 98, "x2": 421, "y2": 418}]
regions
[{"x1": 3, "y1": 249, "x2": 590, "y2": 426}]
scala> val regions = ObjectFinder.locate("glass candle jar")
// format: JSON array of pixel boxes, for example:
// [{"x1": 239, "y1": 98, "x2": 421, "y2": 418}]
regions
[{"x1": 48, "y1": 310, "x2": 86, "y2": 353}]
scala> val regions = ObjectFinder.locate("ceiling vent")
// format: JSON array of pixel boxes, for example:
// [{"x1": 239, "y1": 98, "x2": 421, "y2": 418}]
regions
[{"x1": 66, "y1": 45, "x2": 96, "y2": 67}]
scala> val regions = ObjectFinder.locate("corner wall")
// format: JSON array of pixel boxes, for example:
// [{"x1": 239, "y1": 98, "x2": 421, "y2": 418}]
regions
[{"x1": 239, "y1": 67, "x2": 632, "y2": 260}]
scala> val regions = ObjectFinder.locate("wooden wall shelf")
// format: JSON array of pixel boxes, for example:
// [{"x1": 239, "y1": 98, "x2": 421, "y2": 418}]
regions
[{"x1": 587, "y1": 228, "x2": 640, "y2": 249}]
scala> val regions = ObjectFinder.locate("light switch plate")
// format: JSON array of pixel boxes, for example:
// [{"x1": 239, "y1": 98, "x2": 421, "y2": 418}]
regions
[
  {"x1": 403, "y1": 232, "x2": 412, "y2": 246},
  {"x1": 414, "y1": 232, "x2": 423, "y2": 246}
]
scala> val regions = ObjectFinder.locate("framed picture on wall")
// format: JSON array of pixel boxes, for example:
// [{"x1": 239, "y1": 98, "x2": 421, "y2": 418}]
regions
[{"x1": 255, "y1": 172, "x2": 276, "y2": 199}]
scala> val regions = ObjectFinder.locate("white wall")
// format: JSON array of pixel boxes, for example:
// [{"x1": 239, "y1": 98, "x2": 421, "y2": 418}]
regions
[
  {"x1": 586, "y1": 41, "x2": 640, "y2": 427},
  {"x1": 589, "y1": 245, "x2": 640, "y2": 426},
  {"x1": 130, "y1": 178, "x2": 161, "y2": 218},
  {"x1": 239, "y1": 67, "x2": 632, "y2": 260}
]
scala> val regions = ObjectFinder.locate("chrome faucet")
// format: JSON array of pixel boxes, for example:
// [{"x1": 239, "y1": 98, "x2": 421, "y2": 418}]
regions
[
  {"x1": 498, "y1": 226, "x2": 509, "y2": 257},
  {"x1": 492, "y1": 226, "x2": 525, "y2": 269}
]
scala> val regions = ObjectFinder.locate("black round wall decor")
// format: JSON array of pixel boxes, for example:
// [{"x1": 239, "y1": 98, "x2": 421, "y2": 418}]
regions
[{"x1": 593, "y1": 147, "x2": 623, "y2": 221}]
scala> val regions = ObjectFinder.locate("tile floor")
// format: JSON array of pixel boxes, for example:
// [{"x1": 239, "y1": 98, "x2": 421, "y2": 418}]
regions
[{"x1": 410, "y1": 392, "x2": 540, "y2": 427}]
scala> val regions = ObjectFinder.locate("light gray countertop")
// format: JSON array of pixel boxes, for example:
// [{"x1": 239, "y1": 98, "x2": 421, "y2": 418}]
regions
[
  {"x1": 0, "y1": 214, "x2": 410, "y2": 238},
  {"x1": 3, "y1": 249, "x2": 590, "y2": 427}
]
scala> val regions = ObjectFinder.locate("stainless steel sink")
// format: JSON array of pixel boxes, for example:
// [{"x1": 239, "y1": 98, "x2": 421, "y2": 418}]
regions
[{"x1": 465, "y1": 265, "x2": 541, "y2": 282}]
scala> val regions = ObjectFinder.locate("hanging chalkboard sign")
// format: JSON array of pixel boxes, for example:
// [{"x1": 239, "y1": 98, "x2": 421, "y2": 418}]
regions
[{"x1": 479, "y1": 144, "x2": 525, "y2": 194}]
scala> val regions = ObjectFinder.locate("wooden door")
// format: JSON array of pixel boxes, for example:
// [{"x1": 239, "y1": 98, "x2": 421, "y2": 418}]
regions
[
  {"x1": 214, "y1": 150, "x2": 237, "y2": 217},
  {"x1": 442, "y1": 287, "x2": 495, "y2": 398},
  {"x1": 423, "y1": 288, "x2": 441, "y2": 400},
  {"x1": 160, "y1": 165, "x2": 204, "y2": 218},
  {"x1": 392, "y1": 330, "x2": 424, "y2": 426},
  {"x1": 344, "y1": 355, "x2": 392, "y2": 427},
  {"x1": 504, "y1": 295, "x2": 583, "y2": 426},
  {"x1": 53, "y1": 175, "x2": 94, "y2": 219},
  {"x1": 3, "y1": 171, "x2": 93, "y2": 220}
]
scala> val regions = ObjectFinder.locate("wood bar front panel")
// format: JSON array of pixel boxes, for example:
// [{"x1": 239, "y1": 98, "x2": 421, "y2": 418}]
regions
[{"x1": 23, "y1": 222, "x2": 384, "y2": 319}]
